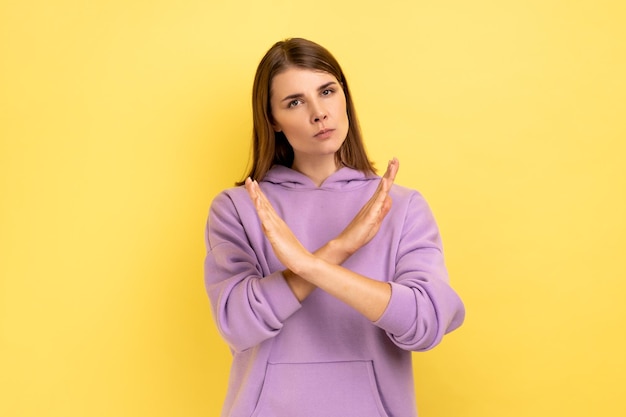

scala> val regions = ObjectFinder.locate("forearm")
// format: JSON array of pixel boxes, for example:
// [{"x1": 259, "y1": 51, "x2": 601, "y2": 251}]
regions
[
  {"x1": 291, "y1": 255, "x2": 392, "y2": 322},
  {"x1": 283, "y1": 238, "x2": 354, "y2": 301}
]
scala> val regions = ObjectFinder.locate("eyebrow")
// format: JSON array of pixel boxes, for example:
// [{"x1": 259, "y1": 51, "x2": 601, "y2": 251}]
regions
[{"x1": 280, "y1": 81, "x2": 338, "y2": 103}]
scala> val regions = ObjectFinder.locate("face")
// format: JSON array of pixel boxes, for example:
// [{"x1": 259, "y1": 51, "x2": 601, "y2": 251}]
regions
[{"x1": 270, "y1": 67, "x2": 349, "y2": 167}]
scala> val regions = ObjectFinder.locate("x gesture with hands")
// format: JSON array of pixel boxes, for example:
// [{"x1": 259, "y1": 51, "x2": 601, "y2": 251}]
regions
[{"x1": 245, "y1": 158, "x2": 399, "y2": 321}]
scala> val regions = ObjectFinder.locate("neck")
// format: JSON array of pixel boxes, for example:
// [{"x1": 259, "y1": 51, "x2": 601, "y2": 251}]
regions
[{"x1": 291, "y1": 156, "x2": 341, "y2": 187}]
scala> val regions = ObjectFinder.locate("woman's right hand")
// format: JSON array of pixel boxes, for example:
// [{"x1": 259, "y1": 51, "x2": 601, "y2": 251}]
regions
[{"x1": 334, "y1": 158, "x2": 399, "y2": 256}]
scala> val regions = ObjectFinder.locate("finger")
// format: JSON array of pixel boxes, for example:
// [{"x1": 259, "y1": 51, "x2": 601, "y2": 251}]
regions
[
  {"x1": 377, "y1": 158, "x2": 398, "y2": 195},
  {"x1": 252, "y1": 180, "x2": 279, "y2": 217},
  {"x1": 244, "y1": 176, "x2": 253, "y2": 191},
  {"x1": 252, "y1": 181, "x2": 288, "y2": 231},
  {"x1": 370, "y1": 163, "x2": 391, "y2": 202},
  {"x1": 252, "y1": 180, "x2": 270, "y2": 205},
  {"x1": 380, "y1": 158, "x2": 400, "y2": 196},
  {"x1": 245, "y1": 177, "x2": 258, "y2": 202},
  {"x1": 245, "y1": 179, "x2": 272, "y2": 223},
  {"x1": 245, "y1": 179, "x2": 264, "y2": 209},
  {"x1": 380, "y1": 195, "x2": 393, "y2": 218},
  {"x1": 384, "y1": 158, "x2": 399, "y2": 183}
]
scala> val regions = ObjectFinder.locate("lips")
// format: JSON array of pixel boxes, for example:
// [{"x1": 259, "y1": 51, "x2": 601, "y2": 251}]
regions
[{"x1": 314, "y1": 128, "x2": 335, "y2": 138}]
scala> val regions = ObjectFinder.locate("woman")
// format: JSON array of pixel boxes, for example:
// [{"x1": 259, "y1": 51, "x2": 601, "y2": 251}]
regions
[{"x1": 204, "y1": 38, "x2": 465, "y2": 417}]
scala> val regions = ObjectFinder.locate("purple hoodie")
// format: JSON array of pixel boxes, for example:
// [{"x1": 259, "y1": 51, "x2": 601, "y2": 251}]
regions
[{"x1": 204, "y1": 165, "x2": 465, "y2": 417}]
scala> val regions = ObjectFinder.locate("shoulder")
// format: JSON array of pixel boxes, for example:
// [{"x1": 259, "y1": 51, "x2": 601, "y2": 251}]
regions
[
  {"x1": 206, "y1": 186, "x2": 262, "y2": 248},
  {"x1": 209, "y1": 186, "x2": 256, "y2": 224},
  {"x1": 390, "y1": 183, "x2": 428, "y2": 207},
  {"x1": 211, "y1": 185, "x2": 251, "y2": 208},
  {"x1": 389, "y1": 183, "x2": 438, "y2": 229}
]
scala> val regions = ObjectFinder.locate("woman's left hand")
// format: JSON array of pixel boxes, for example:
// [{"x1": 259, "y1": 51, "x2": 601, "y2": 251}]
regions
[{"x1": 245, "y1": 178, "x2": 315, "y2": 275}]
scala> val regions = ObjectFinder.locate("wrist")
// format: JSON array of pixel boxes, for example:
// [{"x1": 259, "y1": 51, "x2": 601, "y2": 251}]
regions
[
  {"x1": 286, "y1": 250, "x2": 317, "y2": 277},
  {"x1": 283, "y1": 269, "x2": 315, "y2": 301},
  {"x1": 326, "y1": 237, "x2": 354, "y2": 262}
]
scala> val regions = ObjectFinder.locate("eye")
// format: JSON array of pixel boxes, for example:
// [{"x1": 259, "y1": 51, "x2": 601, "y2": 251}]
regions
[
  {"x1": 288, "y1": 99, "x2": 303, "y2": 108},
  {"x1": 321, "y1": 89, "x2": 334, "y2": 96}
]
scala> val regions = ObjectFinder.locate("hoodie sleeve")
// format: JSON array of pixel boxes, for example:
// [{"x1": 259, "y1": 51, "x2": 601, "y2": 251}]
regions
[
  {"x1": 204, "y1": 191, "x2": 302, "y2": 353},
  {"x1": 373, "y1": 191, "x2": 465, "y2": 351}
]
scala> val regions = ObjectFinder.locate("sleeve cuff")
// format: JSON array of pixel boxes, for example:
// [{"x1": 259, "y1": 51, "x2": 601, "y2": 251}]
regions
[
  {"x1": 373, "y1": 281, "x2": 416, "y2": 335},
  {"x1": 259, "y1": 271, "x2": 302, "y2": 322}
]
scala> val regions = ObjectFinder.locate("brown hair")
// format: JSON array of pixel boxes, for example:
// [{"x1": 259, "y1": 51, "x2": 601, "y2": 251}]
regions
[{"x1": 236, "y1": 38, "x2": 375, "y2": 185}]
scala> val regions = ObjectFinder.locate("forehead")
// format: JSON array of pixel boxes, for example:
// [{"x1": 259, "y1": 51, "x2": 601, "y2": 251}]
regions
[{"x1": 270, "y1": 67, "x2": 339, "y2": 96}]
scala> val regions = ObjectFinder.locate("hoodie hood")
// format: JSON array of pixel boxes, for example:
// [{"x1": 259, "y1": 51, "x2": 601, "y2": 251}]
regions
[{"x1": 261, "y1": 165, "x2": 378, "y2": 191}]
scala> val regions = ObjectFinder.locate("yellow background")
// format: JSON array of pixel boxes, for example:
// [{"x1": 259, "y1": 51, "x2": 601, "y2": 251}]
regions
[{"x1": 1, "y1": 0, "x2": 625, "y2": 416}]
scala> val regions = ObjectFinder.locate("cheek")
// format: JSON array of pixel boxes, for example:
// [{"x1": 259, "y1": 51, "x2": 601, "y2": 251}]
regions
[
  {"x1": 283, "y1": 111, "x2": 307, "y2": 128},
  {"x1": 277, "y1": 118, "x2": 295, "y2": 133},
  {"x1": 338, "y1": 103, "x2": 349, "y2": 125},
  {"x1": 337, "y1": 96, "x2": 348, "y2": 119}
]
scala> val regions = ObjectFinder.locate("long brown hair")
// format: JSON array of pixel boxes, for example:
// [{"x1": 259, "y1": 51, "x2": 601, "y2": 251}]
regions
[{"x1": 237, "y1": 38, "x2": 375, "y2": 185}]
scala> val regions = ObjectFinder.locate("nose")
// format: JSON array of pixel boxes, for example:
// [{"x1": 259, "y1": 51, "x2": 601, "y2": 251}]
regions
[
  {"x1": 313, "y1": 113, "x2": 327, "y2": 123},
  {"x1": 311, "y1": 101, "x2": 328, "y2": 123}
]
